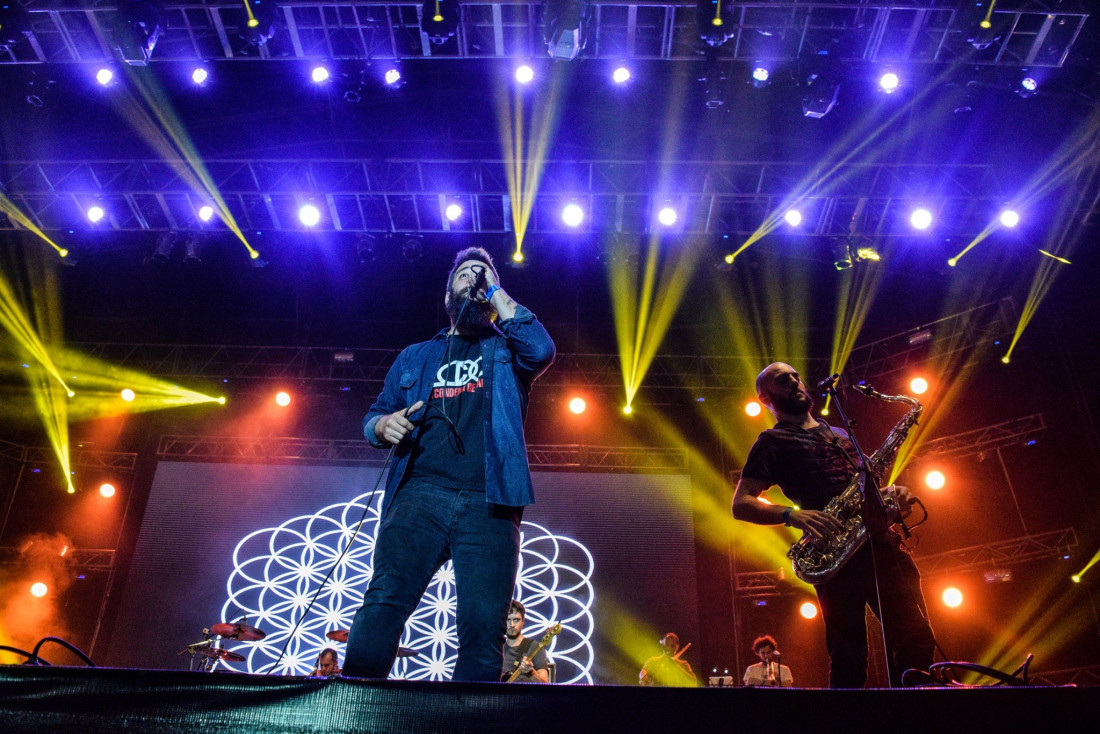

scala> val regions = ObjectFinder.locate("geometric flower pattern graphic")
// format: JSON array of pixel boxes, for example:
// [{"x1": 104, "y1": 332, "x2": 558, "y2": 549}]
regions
[{"x1": 218, "y1": 490, "x2": 595, "y2": 682}]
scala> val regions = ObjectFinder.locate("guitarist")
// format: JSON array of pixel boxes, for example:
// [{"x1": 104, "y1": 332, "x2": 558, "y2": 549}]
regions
[{"x1": 501, "y1": 601, "x2": 550, "y2": 683}]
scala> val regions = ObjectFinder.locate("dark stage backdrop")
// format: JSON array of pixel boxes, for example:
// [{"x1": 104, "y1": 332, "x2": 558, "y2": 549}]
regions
[{"x1": 105, "y1": 462, "x2": 699, "y2": 684}]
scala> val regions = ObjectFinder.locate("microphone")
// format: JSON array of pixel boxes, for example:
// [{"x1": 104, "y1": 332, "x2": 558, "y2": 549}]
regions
[
  {"x1": 468, "y1": 266, "x2": 488, "y2": 301},
  {"x1": 815, "y1": 373, "x2": 841, "y2": 393}
]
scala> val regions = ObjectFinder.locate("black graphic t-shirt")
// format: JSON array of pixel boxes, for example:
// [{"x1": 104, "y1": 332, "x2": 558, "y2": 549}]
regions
[
  {"x1": 407, "y1": 334, "x2": 486, "y2": 490},
  {"x1": 740, "y1": 422, "x2": 861, "y2": 511}
]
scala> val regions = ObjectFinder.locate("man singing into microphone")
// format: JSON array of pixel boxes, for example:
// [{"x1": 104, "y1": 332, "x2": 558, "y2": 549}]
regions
[
  {"x1": 742, "y1": 635, "x2": 792, "y2": 687},
  {"x1": 342, "y1": 247, "x2": 555, "y2": 681},
  {"x1": 732, "y1": 363, "x2": 935, "y2": 688}
]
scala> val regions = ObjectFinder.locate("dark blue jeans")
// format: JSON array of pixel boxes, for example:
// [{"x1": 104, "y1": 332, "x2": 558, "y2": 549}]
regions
[{"x1": 342, "y1": 480, "x2": 522, "y2": 681}]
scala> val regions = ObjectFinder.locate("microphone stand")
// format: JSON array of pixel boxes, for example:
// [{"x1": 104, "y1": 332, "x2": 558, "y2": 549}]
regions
[{"x1": 820, "y1": 379, "x2": 896, "y2": 687}]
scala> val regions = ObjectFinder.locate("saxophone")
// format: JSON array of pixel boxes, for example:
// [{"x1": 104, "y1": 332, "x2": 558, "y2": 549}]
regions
[{"x1": 786, "y1": 385, "x2": 923, "y2": 584}]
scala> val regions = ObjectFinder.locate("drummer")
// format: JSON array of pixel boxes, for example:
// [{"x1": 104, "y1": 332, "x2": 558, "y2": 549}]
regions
[{"x1": 312, "y1": 648, "x2": 342, "y2": 677}]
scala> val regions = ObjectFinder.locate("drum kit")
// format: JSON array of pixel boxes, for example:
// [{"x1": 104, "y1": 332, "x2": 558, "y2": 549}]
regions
[{"x1": 181, "y1": 622, "x2": 419, "y2": 673}]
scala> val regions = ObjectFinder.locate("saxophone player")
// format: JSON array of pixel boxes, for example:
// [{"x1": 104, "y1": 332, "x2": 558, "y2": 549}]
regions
[{"x1": 731, "y1": 363, "x2": 936, "y2": 688}]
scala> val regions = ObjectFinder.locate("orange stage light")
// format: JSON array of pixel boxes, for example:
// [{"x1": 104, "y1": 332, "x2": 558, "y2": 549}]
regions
[
  {"x1": 799, "y1": 602, "x2": 819, "y2": 619},
  {"x1": 909, "y1": 377, "x2": 929, "y2": 395},
  {"x1": 275, "y1": 391, "x2": 291, "y2": 407},
  {"x1": 925, "y1": 470, "x2": 946, "y2": 490},
  {"x1": 745, "y1": 401, "x2": 762, "y2": 417},
  {"x1": 99, "y1": 483, "x2": 116, "y2": 498},
  {"x1": 30, "y1": 582, "x2": 48, "y2": 598},
  {"x1": 941, "y1": 587, "x2": 963, "y2": 608},
  {"x1": 568, "y1": 397, "x2": 587, "y2": 415}
]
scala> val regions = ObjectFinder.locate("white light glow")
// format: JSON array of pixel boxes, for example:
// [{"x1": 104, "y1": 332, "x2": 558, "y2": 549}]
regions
[
  {"x1": 198, "y1": 205, "x2": 215, "y2": 222},
  {"x1": 311, "y1": 66, "x2": 330, "y2": 84},
  {"x1": 612, "y1": 67, "x2": 631, "y2": 84},
  {"x1": 96, "y1": 68, "x2": 114, "y2": 86},
  {"x1": 445, "y1": 203, "x2": 462, "y2": 221},
  {"x1": 910, "y1": 208, "x2": 933, "y2": 230},
  {"x1": 999, "y1": 210, "x2": 1020, "y2": 228},
  {"x1": 87, "y1": 206, "x2": 105, "y2": 223},
  {"x1": 562, "y1": 203, "x2": 584, "y2": 227},
  {"x1": 657, "y1": 207, "x2": 678, "y2": 227},
  {"x1": 515, "y1": 65, "x2": 535, "y2": 84},
  {"x1": 299, "y1": 204, "x2": 321, "y2": 227},
  {"x1": 784, "y1": 209, "x2": 802, "y2": 227}
]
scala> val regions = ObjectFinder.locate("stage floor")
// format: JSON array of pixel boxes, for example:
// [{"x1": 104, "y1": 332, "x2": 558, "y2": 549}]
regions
[{"x1": 1, "y1": 666, "x2": 1098, "y2": 733}]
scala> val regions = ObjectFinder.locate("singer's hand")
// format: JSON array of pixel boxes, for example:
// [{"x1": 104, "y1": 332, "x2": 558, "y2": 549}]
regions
[
  {"x1": 374, "y1": 401, "x2": 425, "y2": 445},
  {"x1": 472, "y1": 266, "x2": 499, "y2": 303},
  {"x1": 787, "y1": 508, "x2": 843, "y2": 539},
  {"x1": 889, "y1": 484, "x2": 917, "y2": 519}
]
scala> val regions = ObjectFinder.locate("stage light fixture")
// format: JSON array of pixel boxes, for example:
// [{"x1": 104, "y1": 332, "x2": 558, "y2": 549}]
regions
[
  {"x1": 421, "y1": 0, "x2": 458, "y2": 45},
  {"x1": 1016, "y1": 76, "x2": 1038, "y2": 99},
  {"x1": 384, "y1": 67, "x2": 404, "y2": 87},
  {"x1": 120, "y1": 388, "x2": 136, "y2": 402},
  {"x1": 311, "y1": 65, "x2": 330, "y2": 84},
  {"x1": 1, "y1": 2, "x2": 34, "y2": 51},
  {"x1": 355, "y1": 233, "x2": 376, "y2": 263},
  {"x1": 562, "y1": 203, "x2": 584, "y2": 227},
  {"x1": 150, "y1": 232, "x2": 174, "y2": 263},
  {"x1": 999, "y1": 209, "x2": 1020, "y2": 228},
  {"x1": 99, "y1": 483, "x2": 117, "y2": 498},
  {"x1": 238, "y1": 0, "x2": 278, "y2": 47},
  {"x1": 697, "y1": 0, "x2": 734, "y2": 47},
  {"x1": 299, "y1": 203, "x2": 321, "y2": 227},
  {"x1": 783, "y1": 209, "x2": 802, "y2": 227},
  {"x1": 198, "y1": 205, "x2": 215, "y2": 222},
  {"x1": 941, "y1": 587, "x2": 963, "y2": 608},
  {"x1": 745, "y1": 401, "x2": 761, "y2": 417},
  {"x1": 445, "y1": 203, "x2": 463, "y2": 221},
  {"x1": 612, "y1": 66, "x2": 631, "y2": 84},
  {"x1": 924, "y1": 470, "x2": 945, "y2": 490},
  {"x1": 855, "y1": 247, "x2": 880, "y2": 262},
  {"x1": 830, "y1": 238, "x2": 853, "y2": 271},
  {"x1": 802, "y1": 76, "x2": 840, "y2": 119},
  {"x1": 403, "y1": 236, "x2": 423, "y2": 263},
  {"x1": 515, "y1": 64, "x2": 535, "y2": 84},
  {"x1": 182, "y1": 234, "x2": 203, "y2": 264},
  {"x1": 542, "y1": 0, "x2": 589, "y2": 60},
  {"x1": 87, "y1": 205, "x2": 106, "y2": 223},
  {"x1": 275, "y1": 391, "x2": 291, "y2": 407},
  {"x1": 751, "y1": 66, "x2": 770, "y2": 89},
  {"x1": 657, "y1": 206, "x2": 678, "y2": 227},
  {"x1": 878, "y1": 72, "x2": 899, "y2": 93},
  {"x1": 909, "y1": 377, "x2": 928, "y2": 395},
  {"x1": 114, "y1": 0, "x2": 165, "y2": 66},
  {"x1": 910, "y1": 208, "x2": 933, "y2": 230},
  {"x1": 191, "y1": 67, "x2": 209, "y2": 85},
  {"x1": 96, "y1": 68, "x2": 115, "y2": 86},
  {"x1": 799, "y1": 602, "x2": 818, "y2": 619},
  {"x1": 30, "y1": 582, "x2": 48, "y2": 598},
  {"x1": 568, "y1": 397, "x2": 586, "y2": 415}
]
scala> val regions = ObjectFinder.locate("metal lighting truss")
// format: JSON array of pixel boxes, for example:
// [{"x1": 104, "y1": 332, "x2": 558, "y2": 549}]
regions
[
  {"x1": 2, "y1": 1, "x2": 1088, "y2": 66},
  {"x1": 1, "y1": 158, "x2": 1013, "y2": 238}
]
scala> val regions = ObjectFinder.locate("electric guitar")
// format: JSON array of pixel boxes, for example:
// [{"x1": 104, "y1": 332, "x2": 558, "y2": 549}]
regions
[{"x1": 504, "y1": 622, "x2": 561, "y2": 683}]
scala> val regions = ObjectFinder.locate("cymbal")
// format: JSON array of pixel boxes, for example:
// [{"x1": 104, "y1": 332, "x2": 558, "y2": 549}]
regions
[
  {"x1": 210, "y1": 622, "x2": 267, "y2": 641},
  {"x1": 326, "y1": 629, "x2": 350, "y2": 643},
  {"x1": 200, "y1": 648, "x2": 246, "y2": 663}
]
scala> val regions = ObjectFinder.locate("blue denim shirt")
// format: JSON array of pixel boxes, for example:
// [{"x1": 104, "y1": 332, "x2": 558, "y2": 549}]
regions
[{"x1": 363, "y1": 305, "x2": 555, "y2": 515}]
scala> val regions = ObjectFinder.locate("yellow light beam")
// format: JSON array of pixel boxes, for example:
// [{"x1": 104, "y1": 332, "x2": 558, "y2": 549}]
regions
[{"x1": 0, "y1": 194, "x2": 67, "y2": 258}]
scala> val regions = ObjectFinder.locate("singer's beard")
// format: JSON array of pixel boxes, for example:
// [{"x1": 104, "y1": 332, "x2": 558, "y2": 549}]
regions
[
  {"x1": 446, "y1": 289, "x2": 494, "y2": 332},
  {"x1": 770, "y1": 388, "x2": 814, "y2": 415}
]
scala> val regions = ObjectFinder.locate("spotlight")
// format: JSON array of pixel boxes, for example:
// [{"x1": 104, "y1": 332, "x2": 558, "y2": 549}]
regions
[
  {"x1": 562, "y1": 203, "x2": 584, "y2": 227},
  {"x1": 191, "y1": 67, "x2": 209, "y2": 85},
  {"x1": 1016, "y1": 76, "x2": 1037, "y2": 99},
  {"x1": 657, "y1": 206, "x2": 678, "y2": 227},
  {"x1": 568, "y1": 397, "x2": 587, "y2": 415},
  {"x1": 612, "y1": 66, "x2": 631, "y2": 84},
  {"x1": 384, "y1": 68, "x2": 403, "y2": 87},
  {"x1": 114, "y1": 0, "x2": 165, "y2": 66},
  {"x1": 941, "y1": 587, "x2": 963, "y2": 608},
  {"x1": 910, "y1": 208, "x2": 933, "y2": 230},
  {"x1": 750, "y1": 66, "x2": 769, "y2": 89},
  {"x1": 909, "y1": 377, "x2": 928, "y2": 394},
  {"x1": 983, "y1": 569, "x2": 1012, "y2": 583},
  {"x1": 421, "y1": 0, "x2": 458, "y2": 45},
  {"x1": 855, "y1": 247, "x2": 880, "y2": 262},
  {"x1": 182, "y1": 235, "x2": 202, "y2": 264},
  {"x1": 698, "y1": 0, "x2": 734, "y2": 47},
  {"x1": 515, "y1": 64, "x2": 535, "y2": 84},
  {"x1": 999, "y1": 209, "x2": 1020, "y2": 228},
  {"x1": 799, "y1": 602, "x2": 818, "y2": 619},
  {"x1": 802, "y1": 79, "x2": 840, "y2": 118},
  {"x1": 445, "y1": 203, "x2": 463, "y2": 221},
  {"x1": 30, "y1": 582, "x2": 48, "y2": 598},
  {"x1": 120, "y1": 388, "x2": 136, "y2": 402},
  {"x1": 150, "y1": 232, "x2": 174, "y2": 263},
  {"x1": 299, "y1": 203, "x2": 321, "y2": 227},
  {"x1": 622, "y1": 405, "x2": 633, "y2": 415},
  {"x1": 878, "y1": 72, "x2": 899, "y2": 93},
  {"x1": 87, "y1": 205, "x2": 106, "y2": 223},
  {"x1": 542, "y1": 0, "x2": 588, "y2": 60},
  {"x1": 830, "y1": 239, "x2": 852, "y2": 271},
  {"x1": 238, "y1": 0, "x2": 278, "y2": 47},
  {"x1": 356, "y1": 233, "x2": 376, "y2": 263},
  {"x1": 96, "y1": 68, "x2": 115, "y2": 86},
  {"x1": 402, "y1": 236, "x2": 423, "y2": 263},
  {"x1": 99, "y1": 483, "x2": 116, "y2": 498},
  {"x1": 275, "y1": 391, "x2": 291, "y2": 407},
  {"x1": 198, "y1": 205, "x2": 215, "y2": 222},
  {"x1": 924, "y1": 470, "x2": 945, "y2": 490},
  {"x1": 311, "y1": 65, "x2": 330, "y2": 84},
  {"x1": 745, "y1": 401, "x2": 761, "y2": 417},
  {"x1": 783, "y1": 209, "x2": 802, "y2": 227}
]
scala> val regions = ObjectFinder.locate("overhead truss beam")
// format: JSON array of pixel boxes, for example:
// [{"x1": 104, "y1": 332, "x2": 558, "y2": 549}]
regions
[{"x1": 3, "y1": 2, "x2": 1088, "y2": 66}]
